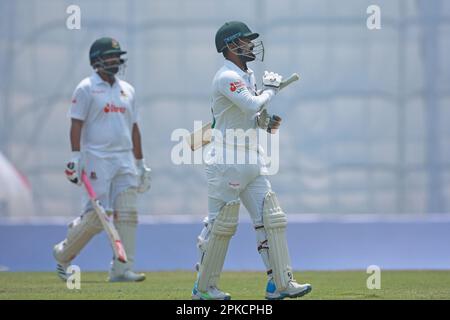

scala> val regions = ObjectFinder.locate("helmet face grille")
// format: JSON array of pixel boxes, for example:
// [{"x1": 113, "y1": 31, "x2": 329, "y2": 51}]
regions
[
  {"x1": 92, "y1": 55, "x2": 127, "y2": 75},
  {"x1": 226, "y1": 38, "x2": 264, "y2": 62}
]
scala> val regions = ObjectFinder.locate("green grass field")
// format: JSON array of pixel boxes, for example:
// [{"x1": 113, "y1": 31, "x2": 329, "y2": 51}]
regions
[{"x1": 1, "y1": 270, "x2": 449, "y2": 300}]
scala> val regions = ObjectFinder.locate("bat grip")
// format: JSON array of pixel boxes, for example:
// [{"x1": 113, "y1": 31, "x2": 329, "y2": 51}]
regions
[
  {"x1": 279, "y1": 73, "x2": 299, "y2": 90},
  {"x1": 81, "y1": 171, "x2": 97, "y2": 199}
]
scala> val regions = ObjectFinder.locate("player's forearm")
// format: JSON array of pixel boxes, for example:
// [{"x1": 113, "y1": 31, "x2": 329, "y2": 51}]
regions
[
  {"x1": 132, "y1": 123, "x2": 143, "y2": 160},
  {"x1": 70, "y1": 119, "x2": 83, "y2": 152},
  {"x1": 245, "y1": 89, "x2": 275, "y2": 112},
  {"x1": 227, "y1": 88, "x2": 275, "y2": 114}
]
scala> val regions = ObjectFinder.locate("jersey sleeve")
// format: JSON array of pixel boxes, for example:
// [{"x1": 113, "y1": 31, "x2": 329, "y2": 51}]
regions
[
  {"x1": 217, "y1": 71, "x2": 275, "y2": 114},
  {"x1": 68, "y1": 84, "x2": 91, "y2": 121}
]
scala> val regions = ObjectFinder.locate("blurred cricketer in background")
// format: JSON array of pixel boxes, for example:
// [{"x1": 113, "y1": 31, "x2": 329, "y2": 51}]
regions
[
  {"x1": 192, "y1": 21, "x2": 312, "y2": 300},
  {"x1": 53, "y1": 37, "x2": 151, "y2": 282}
]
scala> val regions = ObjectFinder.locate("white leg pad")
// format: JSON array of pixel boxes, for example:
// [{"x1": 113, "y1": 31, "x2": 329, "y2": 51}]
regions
[
  {"x1": 53, "y1": 210, "x2": 104, "y2": 263},
  {"x1": 196, "y1": 217, "x2": 211, "y2": 271},
  {"x1": 197, "y1": 200, "x2": 240, "y2": 292},
  {"x1": 263, "y1": 191, "x2": 293, "y2": 291},
  {"x1": 110, "y1": 188, "x2": 138, "y2": 277}
]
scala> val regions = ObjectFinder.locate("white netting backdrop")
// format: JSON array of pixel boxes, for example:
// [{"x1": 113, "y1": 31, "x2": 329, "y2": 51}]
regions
[{"x1": 1, "y1": 0, "x2": 449, "y2": 216}]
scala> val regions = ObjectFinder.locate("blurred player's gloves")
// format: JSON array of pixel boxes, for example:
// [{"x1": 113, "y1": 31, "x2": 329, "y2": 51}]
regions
[
  {"x1": 256, "y1": 109, "x2": 282, "y2": 134},
  {"x1": 65, "y1": 151, "x2": 82, "y2": 185},
  {"x1": 263, "y1": 71, "x2": 283, "y2": 89},
  {"x1": 136, "y1": 159, "x2": 151, "y2": 193}
]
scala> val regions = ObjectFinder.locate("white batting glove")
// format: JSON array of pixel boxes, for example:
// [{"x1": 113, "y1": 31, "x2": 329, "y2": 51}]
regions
[
  {"x1": 65, "y1": 151, "x2": 82, "y2": 185},
  {"x1": 256, "y1": 109, "x2": 270, "y2": 130},
  {"x1": 256, "y1": 109, "x2": 282, "y2": 134},
  {"x1": 136, "y1": 159, "x2": 151, "y2": 193},
  {"x1": 263, "y1": 71, "x2": 283, "y2": 89}
]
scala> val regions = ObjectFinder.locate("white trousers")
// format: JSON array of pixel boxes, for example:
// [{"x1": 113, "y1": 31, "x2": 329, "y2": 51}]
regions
[
  {"x1": 206, "y1": 162, "x2": 271, "y2": 225},
  {"x1": 82, "y1": 150, "x2": 138, "y2": 213},
  {"x1": 204, "y1": 162, "x2": 273, "y2": 274}
]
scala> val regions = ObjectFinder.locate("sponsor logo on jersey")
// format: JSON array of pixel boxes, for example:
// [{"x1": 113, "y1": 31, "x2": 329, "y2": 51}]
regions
[
  {"x1": 90, "y1": 171, "x2": 98, "y2": 180},
  {"x1": 103, "y1": 103, "x2": 126, "y2": 114},
  {"x1": 229, "y1": 80, "x2": 246, "y2": 93}
]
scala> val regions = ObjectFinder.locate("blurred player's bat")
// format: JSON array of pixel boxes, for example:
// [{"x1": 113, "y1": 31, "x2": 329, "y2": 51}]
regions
[
  {"x1": 81, "y1": 171, "x2": 127, "y2": 263},
  {"x1": 187, "y1": 73, "x2": 300, "y2": 151},
  {"x1": 187, "y1": 122, "x2": 213, "y2": 152},
  {"x1": 278, "y1": 72, "x2": 300, "y2": 90}
]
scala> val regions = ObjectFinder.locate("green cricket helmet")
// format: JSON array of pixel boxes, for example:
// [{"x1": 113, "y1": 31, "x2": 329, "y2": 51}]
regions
[
  {"x1": 89, "y1": 37, "x2": 127, "y2": 75},
  {"x1": 215, "y1": 21, "x2": 264, "y2": 62}
]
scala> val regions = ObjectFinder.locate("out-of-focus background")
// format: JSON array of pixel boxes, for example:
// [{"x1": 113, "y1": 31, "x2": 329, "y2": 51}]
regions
[{"x1": 1, "y1": 0, "x2": 450, "y2": 272}]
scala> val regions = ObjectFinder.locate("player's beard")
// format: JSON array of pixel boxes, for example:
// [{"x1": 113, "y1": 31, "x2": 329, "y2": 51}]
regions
[
  {"x1": 100, "y1": 62, "x2": 127, "y2": 77},
  {"x1": 237, "y1": 46, "x2": 256, "y2": 63},
  {"x1": 104, "y1": 66, "x2": 119, "y2": 75},
  {"x1": 97, "y1": 57, "x2": 125, "y2": 76},
  {"x1": 241, "y1": 51, "x2": 256, "y2": 62},
  {"x1": 102, "y1": 61, "x2": 120, "y2": 75}
]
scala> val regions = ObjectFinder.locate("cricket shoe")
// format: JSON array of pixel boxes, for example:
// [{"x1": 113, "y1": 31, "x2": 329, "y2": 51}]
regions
[
  {"x1": 108, "y1": 270, "x2": 146, "y2": 282},
  {"x1": 55, "y1": 262, "x2": 71, "y2": 281},
  {"x1": 265, "y1": 278, "x2": 312, "y2": 300},
  {"x1": 53, "y1": 244, "x2": 71, "y2": 281},
  {"x1": 192, "y1": 282, "x2": 231, "y2": 300}
]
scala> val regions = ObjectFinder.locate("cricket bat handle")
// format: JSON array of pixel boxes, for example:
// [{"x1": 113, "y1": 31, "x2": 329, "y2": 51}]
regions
[
  {"x1": 81, "y1": 171, "x2": 96, "y2": 200},
  {"x1": 279, "y1": 73, "x2": 300, "y2": 90},
  {"x1": 257, "y1": 73, "x2": 300, "y2": 113}
]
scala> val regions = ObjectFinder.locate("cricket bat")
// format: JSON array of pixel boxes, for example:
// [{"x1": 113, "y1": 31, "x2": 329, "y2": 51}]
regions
[
  {"x1": 187, "y1": 73, "x2": 300, "y2": 151},
  {"x1": 81, "y1": 171, "x2": 127, "y2": 263}
]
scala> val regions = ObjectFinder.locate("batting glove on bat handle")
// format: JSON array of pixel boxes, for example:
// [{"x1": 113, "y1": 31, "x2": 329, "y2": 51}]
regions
[
  {"x1": 65, "y1": 151, "x2": 82, "y2": 185},
  {"x1": 263, "y1": 71, "x2": 283, "y2": 89}
]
